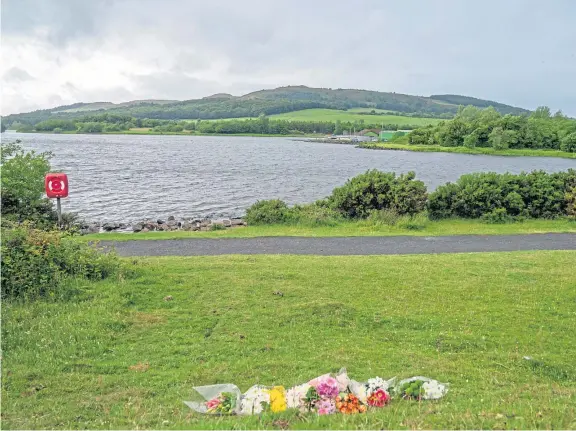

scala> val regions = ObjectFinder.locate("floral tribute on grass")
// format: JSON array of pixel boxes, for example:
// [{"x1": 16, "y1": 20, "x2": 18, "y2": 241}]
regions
[{"x1": 184, "y1": 369, "x2": 449, "y2": 416}]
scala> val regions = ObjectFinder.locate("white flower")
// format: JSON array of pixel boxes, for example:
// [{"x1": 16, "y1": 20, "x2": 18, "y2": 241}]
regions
[
  {"x1": 422, "y1": 381, "x2": 446, "y2": 400},
  {"x1": 366, "y1": 376, "x2": 389, "y2": 395},
  {"x1": 240, "y1": 385, "x2": 270, "y2": 414},
  {"x1": 286, "y1": 383, "x2": 310, "y2": 409}
]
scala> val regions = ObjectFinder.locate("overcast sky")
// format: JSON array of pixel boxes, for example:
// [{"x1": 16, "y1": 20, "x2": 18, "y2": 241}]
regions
[{"x1": 2, "y1": 0, "x2": 576, "y2": 115}]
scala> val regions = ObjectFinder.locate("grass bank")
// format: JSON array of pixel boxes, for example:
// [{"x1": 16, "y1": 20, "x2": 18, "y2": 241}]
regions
[
  {"x1": 2, "y1": 251, "x2": 575, "y2": 429},
  {"x1": 82, "y1": 218, "x2": 576, "y2": 241},
  {"x1": 360, "y1": 142, "x2": 576, "y2": 159}
]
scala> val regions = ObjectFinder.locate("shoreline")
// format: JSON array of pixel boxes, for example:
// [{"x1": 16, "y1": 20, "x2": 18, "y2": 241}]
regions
[
  {"x1": 358, "y1": 142, "x2": 576, "y2": 159},
  {"x1": 6, "y1": 130, "x2": 322, "y2": 138},
  {"x1": 81, "y1": 216, "x2": 247, "y2": 234},
  {"x1": 6, "y1": 130, "x2": 574, "y2": 158}
]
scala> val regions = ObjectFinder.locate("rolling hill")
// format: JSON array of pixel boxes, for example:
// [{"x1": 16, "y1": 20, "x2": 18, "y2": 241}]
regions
[{"x1": 2, "y1": 85, "x2": 530, "y2": 126}]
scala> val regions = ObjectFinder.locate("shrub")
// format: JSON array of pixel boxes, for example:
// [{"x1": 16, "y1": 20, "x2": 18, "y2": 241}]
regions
[
  {"x1": 291, "y1": 204, "x2": 342, "y2": 226},
  {"x1": 481, "y1": 208, "x2": 514, "y2": 224},
  {"x1": 244, "y1": 199, "x2": 294, "y2": 225},
  {"x1": 560, "y1": 132, "x2": 576, "y2": 153},
  {"x1": 1, "y1": 223, "x2": 120, "y2": 299},
  {"x1": 0, "y1": 141, "x2": 58, "y2": 228},
  {"x1": 367, "y1": 209, "x2": 429, "y2": 230},
  {"x1": 566, "y1": 174, "x2": 576, "y2": 217},
  {"x1": 428, "y1": 170, "x2": 576, "y2": 219},
  {"x1": 328, "y1": 170, "x2": 427, "y2": 218},
  {"x1": 396, "y1": 213, "x2": 429, "y2": 230},
  {"x1": 367, "y1": 209, "x2": 402, "y2": 226}
]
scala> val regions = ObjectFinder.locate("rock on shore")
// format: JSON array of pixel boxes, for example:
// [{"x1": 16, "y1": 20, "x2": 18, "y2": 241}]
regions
[{"x1": 80, "y1": 217, "x2": 247, "y2": 234}]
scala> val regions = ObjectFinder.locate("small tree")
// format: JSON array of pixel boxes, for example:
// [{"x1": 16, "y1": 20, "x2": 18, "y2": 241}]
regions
[
  {"x1": 560, "y1": 132, "x2": 576, "y2": 153},
  {"x1": 1, "y1": 140, "x2": 57, "y2": 225}
]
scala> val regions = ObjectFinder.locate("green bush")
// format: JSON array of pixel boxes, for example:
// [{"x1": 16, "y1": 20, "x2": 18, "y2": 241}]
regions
[
  {"x1": 396, "y1": 213, "x2": 429, "y2": 230},
  {"x1": 291, "y1": 204, "x2": 342, "y2": 226},
  {"x1": 481, "y1": 208, "x2": 514, "y2": 224},
  {"x1": 244, "y1": 199, "x2": 294, "y2": 225},
  {"x1": 1, "y1": 223, "x2": 120, "y2": 299},
  {"x1": 367, "y1": 209, "x2": 402, "y2": 225},
  {"x1": 428, "y1": 170, "x2": 576, "y2": 219},
  {"x1": 366, "y1": 209, "x2": 429, "y2": 230},
  {"x1": 560, "y1": 132, "x2": 576, "y2": 153},
  {"x1": 1, "y1": 141, "x2": 60, "y2": 228},
  {"x1": 328, "y1": 170, "x2": 427, "y2": 218}
]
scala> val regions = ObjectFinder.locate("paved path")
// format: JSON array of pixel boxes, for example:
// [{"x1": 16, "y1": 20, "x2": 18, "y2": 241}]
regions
[{"x1": 99, "y1": 233, "x2": 576, "y2": 256}]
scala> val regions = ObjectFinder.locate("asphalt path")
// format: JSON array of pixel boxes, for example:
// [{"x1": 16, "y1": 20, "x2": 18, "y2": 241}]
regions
[{"x1": 98, "y1": 233, "x2": 576, "y2": 256}]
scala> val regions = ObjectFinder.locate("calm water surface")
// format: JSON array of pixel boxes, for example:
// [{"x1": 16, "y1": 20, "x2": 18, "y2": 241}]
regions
[{"x1": 4, "y1": 132, "x2": 575, "y2": 222}]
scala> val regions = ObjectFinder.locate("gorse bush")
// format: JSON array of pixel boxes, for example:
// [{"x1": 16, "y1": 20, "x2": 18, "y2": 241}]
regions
[
  {"x1": 428, "y1": 169, "x2": 576, "y2": 219},
  {"x1": 245, "y1": 199, "x2": 293, "y2": 225},
  {"x1": 1, "y1": 223, "x2": 121, "y2": 299},
  {"x1": 328, "y1": 170, "x2": 427, "y2": 218},
  {"x1": 245, "y1": 169, "x2": 576, "y2": 226},
  {"x1": 244, "y1": 200, "x2": 343, "y2": 226}
]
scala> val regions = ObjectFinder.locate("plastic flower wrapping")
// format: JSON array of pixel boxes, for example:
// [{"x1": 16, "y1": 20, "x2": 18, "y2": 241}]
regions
[
  {"x1": 395, "y1": 376, "x2": 450, "y2": 400},
  {"x1": 184, "y1": 369, "x2": 449, "y2": 416}
]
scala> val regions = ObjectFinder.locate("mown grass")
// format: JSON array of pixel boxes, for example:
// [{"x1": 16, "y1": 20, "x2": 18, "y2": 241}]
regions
[
  {"x1": 82, "y1": 218, "x2": 576, "y2": 242},
  {"x1": 2, "y1": 251, "x2": 575, "y2": 429},
  {"x1": 360, "y1": 142, "x2": 576, "y2": 159},
  {"x1": 269, "y1": 109, "x2": 442, "y2": 126}
]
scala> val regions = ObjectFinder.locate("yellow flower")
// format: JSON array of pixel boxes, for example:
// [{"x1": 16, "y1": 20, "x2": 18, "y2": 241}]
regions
[{"x1": 268, "y1": 386, "x2": 287, "y2": 413}]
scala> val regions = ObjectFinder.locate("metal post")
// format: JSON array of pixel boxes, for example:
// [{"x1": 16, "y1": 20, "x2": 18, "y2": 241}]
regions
[{"x1": 57, "y1": 197, "x2": 62, "y2": 227}]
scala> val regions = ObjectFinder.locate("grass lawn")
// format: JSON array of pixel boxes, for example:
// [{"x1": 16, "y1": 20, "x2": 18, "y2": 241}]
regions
[
  {"x1": 2, "y1": 251, "x2": 576, "y2": 429},
  {"x1": 269, "y1": 109, "x2": 442, "y2": 127},
  {"x1": 360, "y1": 142, "x2": 576, "y2": 159},
  {"x1": 81, "y1": 218, "x2": 576, "y2": 242}
]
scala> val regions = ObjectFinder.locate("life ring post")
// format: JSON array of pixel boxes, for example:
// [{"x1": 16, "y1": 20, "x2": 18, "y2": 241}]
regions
[{"x1": 57, "y1": 197, "x2": 62, "y2": 227}]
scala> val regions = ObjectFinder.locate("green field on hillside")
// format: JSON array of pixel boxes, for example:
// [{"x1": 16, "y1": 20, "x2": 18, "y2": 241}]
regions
[
  {"x1": 268, "y1": 109, "x2": 444, "y2": 126},
  {"x1": 3, "y1": 251, "x2": 575, "y2": 429}
]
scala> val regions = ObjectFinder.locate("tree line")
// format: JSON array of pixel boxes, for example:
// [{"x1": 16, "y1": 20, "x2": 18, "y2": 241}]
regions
[
  {"x1": 23, "y1": 114, "x2": 423, "y2": 135},
  {"x1": 408, "y1": 106, "x2": 576, "y2": 152}
]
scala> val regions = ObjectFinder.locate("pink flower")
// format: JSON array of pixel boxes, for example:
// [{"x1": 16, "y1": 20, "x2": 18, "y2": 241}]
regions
[
  {"x1": 317, "y1": 398, "x2": 336, "y2": 415},
  {"x1": 205, "y1": 397, "x2": 220, "y2": 410},
  {"x1": 315, "y1": 376, "x2": 339, "y2": 398},
  {"x1": 367, "y1": 389, "x2": 390, "y2": 407}
]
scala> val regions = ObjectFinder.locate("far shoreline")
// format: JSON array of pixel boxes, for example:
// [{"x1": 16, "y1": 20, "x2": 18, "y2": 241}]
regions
[{"x1": 4, "y1": 130, "x2": 576, "y2": 159}]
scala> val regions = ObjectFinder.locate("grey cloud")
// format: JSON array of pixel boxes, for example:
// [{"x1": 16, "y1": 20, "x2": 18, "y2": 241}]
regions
[
  {"x1": 1, "y1": 0, "x2": 107, "y2": 46},
  {"x1": 131, "y1": 71, "x2": 261, "y2": 100},
  {"x1": 2, "y1": 67, "x2": 35, "y2": 82},
  {"x1": 1, "y1": 0, "x2": 575, "y2": 114}
]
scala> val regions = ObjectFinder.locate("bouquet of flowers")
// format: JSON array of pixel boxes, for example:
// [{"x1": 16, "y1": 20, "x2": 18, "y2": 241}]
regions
[
  {"x1": 206, "y1": 392, "x2": 237, "y2": 414},
  {"x1": 267, "y1": 386, "x2": 287, "y2": 413},
  {"x1": 365, "y1": 376, "x2": 391, "y2": 407},
  {"x1": 286, "y1": 383, "x2": 311, "y2": 410},
  {"x1": 185, "y1": 384, "x2": 242, "y2": 415},
  {"x1": 239, "y1": 385, "x2": 270, "y2": 415},
  {"x1": 395, "y1": 376, "x2": 449, "y2": 400},
  {"x1": 184, "y1": 371, "x2": 449, "y2": 416},
  {"x1": 302, "y1": 374, "x2": 340, "y2": 415},
  {"x1": 335, "y1": 393, "x2": 366, "y2": 414}
]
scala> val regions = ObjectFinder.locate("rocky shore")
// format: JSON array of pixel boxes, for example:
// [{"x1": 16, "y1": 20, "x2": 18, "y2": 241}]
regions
[{"x1": 80, "y1": 216, "x2": 247, "y2": 234}]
